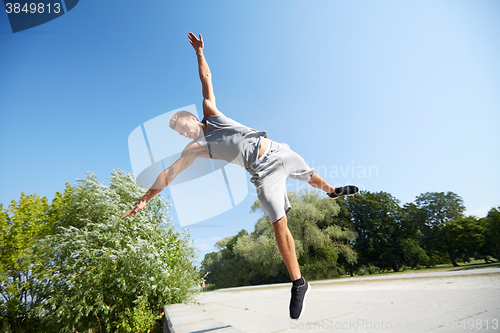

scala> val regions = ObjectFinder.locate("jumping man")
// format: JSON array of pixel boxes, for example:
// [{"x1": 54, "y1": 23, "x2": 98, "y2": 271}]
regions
[{"x1": 122, "y1": 32, "x2": 359, "y2": 320}]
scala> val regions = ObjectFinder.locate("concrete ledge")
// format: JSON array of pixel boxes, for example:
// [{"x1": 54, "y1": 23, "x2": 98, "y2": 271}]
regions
[{"x1": 163, "y1": 303, "x2": 245, "y2": 333}]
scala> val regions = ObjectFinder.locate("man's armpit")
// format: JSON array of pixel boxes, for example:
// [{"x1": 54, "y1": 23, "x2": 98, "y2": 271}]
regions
[{"x1": 184, "y1": 141, "x2": 210, "y2": 159}]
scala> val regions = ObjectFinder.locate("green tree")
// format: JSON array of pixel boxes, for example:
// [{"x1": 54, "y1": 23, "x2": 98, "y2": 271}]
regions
[
  {"x1": 46, "y1": 183, "x2": 77, "y2": 233},
  {"x1": 399, "y1": 203, "x2": 430, "y2": 268},
  {"x1": 284, "y1": 191, "x2": 357, "y2": 279},
  {"x1": 201, "y1": 190, "x2": 357, "y2": 287},
  {"x1": 36, "y1": 169, "x2": 201, "y2": 333},
  {"x1": 201, "y1": 230, "x2": 255, "y2": 288},
  {"x1": 482, "y1": 207, "x2": 500, "y2": 260},
  {"x1": 0, "y1": 193, "x2": 51, "y2": 333},
  {"x1": 415, "y1": 192, "x2": 466, "y2": 266},
  {"x1": 244, "y1": 190, "x2": 356, "y2": 281},
  {"x1": 445, "y1": 216, "x2": 485, "y2": 262},
  {"x1": 340, "y1": 191, "x2": 404, "y2": 272}
]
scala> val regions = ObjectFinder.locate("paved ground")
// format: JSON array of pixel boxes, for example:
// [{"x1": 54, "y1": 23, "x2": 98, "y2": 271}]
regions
[{"x1": 165, "y1": 268, "x2": 500, "y2": 333}]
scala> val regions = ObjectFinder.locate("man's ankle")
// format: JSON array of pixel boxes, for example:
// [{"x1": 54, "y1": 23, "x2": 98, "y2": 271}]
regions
[{"x1": 292, "y1": 276, "x2": 305, "y2": 287}]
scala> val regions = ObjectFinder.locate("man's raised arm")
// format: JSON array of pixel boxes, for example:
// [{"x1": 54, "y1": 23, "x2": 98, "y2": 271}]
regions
[{"x1": 188, "y1": 32, "x2": 223, "y2": 117}]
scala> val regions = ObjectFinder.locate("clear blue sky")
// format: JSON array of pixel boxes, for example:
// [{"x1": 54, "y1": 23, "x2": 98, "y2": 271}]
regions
[{"x1": 1, "y1": 0, "x2": 499, "y2": 263}]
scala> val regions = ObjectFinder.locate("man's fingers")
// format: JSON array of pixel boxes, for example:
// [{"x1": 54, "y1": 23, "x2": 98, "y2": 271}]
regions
[
  {"x1": 188, "y1": 32, "x2": 202, "y2": 44},
  {"x1": 121, "y1": 210, "x2": 136, "y2": 219}
]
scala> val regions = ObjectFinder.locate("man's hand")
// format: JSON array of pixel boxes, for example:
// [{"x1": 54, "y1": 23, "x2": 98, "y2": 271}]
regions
[
  {"x1": 121, "y1": 200, "x2": 147, "y2": 219},
  {"x1": 188, "y1": 32, "x2": 204, "y2": 53}
]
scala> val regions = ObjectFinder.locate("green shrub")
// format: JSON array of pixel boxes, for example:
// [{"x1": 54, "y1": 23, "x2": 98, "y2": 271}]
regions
[{"x1": 36, "y1": 169, "x2": 201, "y2": 332}]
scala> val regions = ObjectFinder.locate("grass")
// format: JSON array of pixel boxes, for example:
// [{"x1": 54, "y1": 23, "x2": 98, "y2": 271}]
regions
[
  {"x1": 339, "y1": 259, "x2": 500, "y2": 279},
  {"x1": 204, "y1": 260, "x2": 500, "y2": 292}
]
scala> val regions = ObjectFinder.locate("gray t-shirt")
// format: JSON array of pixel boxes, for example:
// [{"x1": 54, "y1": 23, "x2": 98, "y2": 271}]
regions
[{"x1": 196, "y1": 115, "x2": 268, "y2": 169}]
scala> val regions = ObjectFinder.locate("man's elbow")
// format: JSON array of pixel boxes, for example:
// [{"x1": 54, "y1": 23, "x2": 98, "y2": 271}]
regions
[
  {"x1": 200, "y1": 73, "x2": 212, "y2": 84},
  {"x1": 164, "y1": 168, "x2": 177, "y2": 184}
]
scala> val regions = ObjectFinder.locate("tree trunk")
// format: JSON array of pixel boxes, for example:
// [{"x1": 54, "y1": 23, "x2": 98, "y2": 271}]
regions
[
  {"x1": 448, "y1": 252, "x2": 459, "y2": 267},
  {"x1": 444, "y1": 229, "x2": 459, "y2": 267}
]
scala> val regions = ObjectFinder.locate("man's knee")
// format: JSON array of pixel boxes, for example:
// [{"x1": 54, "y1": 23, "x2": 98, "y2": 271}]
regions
[{"x1": 272, "y1": 215, "x2": 288, "y2": 231}]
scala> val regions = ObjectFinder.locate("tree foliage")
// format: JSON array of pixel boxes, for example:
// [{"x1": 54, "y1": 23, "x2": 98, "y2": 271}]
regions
[
  {"x1": 0, "y1": 194, "x2": 50, "y2": 332},
  {"x1": 202, "y1": 190, "x2": 357, "y2": 286},
  {"x1": 35, "y1": 169, "x2": 201, "y2": 332},
  {"x1": 481, "y1": 207, "x2": 500, "y2": 260},
  {"x1": 203, "y1": 189, "x2": 497, "y2": 289},
  {"x1": 415, "y1": 192, "x2": 466, "y2": 266},
  {"x1": 1, "y1": 168, "x2": 201, "y2": 333},
  {"x1": 338, "y1": 191, "x2": 403, "y2": 272},
  {"x1": 282, "y1": 191, "x2": 357, "y2": 279},
  {"x1": 445, "y1": 216, "x2": 485, "y2": 262}
]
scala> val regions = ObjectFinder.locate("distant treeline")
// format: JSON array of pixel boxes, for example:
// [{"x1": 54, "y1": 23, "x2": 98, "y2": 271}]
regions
[{"x1": 201, "y1": 190, "x2": 500, "y2": 289}]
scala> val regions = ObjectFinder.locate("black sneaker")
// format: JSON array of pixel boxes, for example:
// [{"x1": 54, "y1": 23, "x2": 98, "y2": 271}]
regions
[
  {"x1": 328, "y1": 185, "x2": 359, "y2": 199},
  {"x1": 290, "y1": 279, "x2": 310, "y2": 319}
]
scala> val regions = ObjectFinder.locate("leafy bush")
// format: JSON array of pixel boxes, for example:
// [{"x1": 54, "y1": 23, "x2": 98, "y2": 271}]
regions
[{"x1": 36, "y1": 169, "x2": 201, "y2": 332}]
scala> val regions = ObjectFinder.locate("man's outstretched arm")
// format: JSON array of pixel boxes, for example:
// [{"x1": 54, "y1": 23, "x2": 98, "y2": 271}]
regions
[
  {"x1": 188, "y1": 32, "x2": 223, "y2": 118},
  {"x1": 121, "y1": 142, "x2": 209, "y2": 219}
]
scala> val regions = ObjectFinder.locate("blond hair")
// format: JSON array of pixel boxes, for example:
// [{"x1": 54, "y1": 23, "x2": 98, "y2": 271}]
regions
[{"x1": 169, "y1": 110, "x2": 198, "y2": 130}]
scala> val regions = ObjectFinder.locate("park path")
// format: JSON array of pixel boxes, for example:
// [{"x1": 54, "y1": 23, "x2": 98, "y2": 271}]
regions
[{"x1": 165, "y1": 267, "x2": 500, "y2": 333}]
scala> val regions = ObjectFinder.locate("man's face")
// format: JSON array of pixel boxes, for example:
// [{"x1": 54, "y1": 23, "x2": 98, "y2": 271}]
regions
[{"x1": 175, "y1": 116, "x2": 201, "y2": 140}]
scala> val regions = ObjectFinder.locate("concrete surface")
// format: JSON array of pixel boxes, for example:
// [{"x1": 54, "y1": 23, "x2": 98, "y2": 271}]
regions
[
  {"x1": 163, "y1": 303, "x2": 245, "y2": 333},
  {"x1": 165, "y1": 268, "x2": 500, "y2": 333}
]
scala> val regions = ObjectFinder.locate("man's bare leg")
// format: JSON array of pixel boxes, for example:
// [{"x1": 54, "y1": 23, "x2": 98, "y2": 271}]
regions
[
  {"x1": 275, "y1": 214, "x2": 310, "y2": 319},
  {"x1": 308, "y1": 173, "x2": 335, "y2": 193},
  {"x1": 273, "y1": 215, "x2": 301, "y2": 281},
  {"x1": 273, "y1": 173, "x2": 337, "y2": 280}
]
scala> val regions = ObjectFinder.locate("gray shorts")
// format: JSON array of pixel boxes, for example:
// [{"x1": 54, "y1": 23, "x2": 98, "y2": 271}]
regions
[{"x1": 247, "y1": 140, "x2": 315, "y2": 223}]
